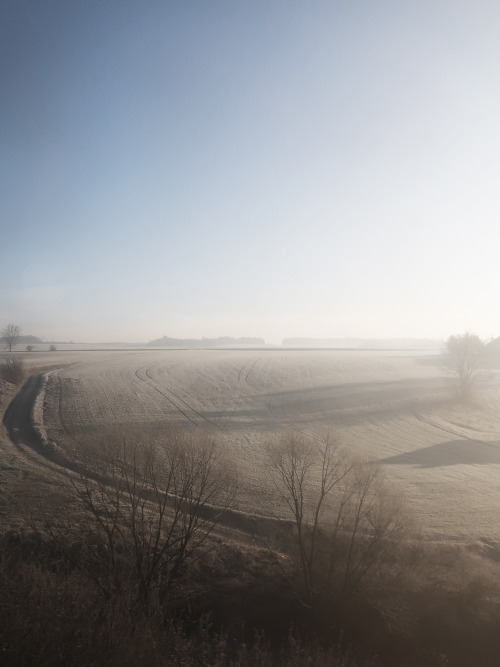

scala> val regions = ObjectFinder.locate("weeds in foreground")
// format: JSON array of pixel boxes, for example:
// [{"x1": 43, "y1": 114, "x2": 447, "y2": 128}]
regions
[
  {"x1": 2, "y1": 429, "x2": 500, "y2": 666},
  {"x1": 0, "y1": 355, "x2": 25, "y2": 384}
]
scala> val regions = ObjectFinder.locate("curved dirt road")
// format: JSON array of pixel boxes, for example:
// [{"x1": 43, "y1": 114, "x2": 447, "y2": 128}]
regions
[{"x1": 3, "y1": 373, "x2": 46, "y2": 452}]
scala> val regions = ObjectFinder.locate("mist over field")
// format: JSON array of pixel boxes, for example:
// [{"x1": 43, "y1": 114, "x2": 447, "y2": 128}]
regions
[
  {"x1": 3, "y1": 345, "x2": 493, "y2": 539},
  {"x1": 3, "y1": 338, "x2": 500, "y2": 545},
  {"x1": 3, "y1": 2, "x2": 500, "y2": 664}
]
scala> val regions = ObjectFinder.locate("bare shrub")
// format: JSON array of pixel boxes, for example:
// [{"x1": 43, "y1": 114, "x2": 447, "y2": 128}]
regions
[
  {"x1": 52, "y1": 427, "x2": 238, "y2": 609},
  {"x1": 49, "y1": 344, "x2": 57, "y2": 351},
  {"x1": 0, "y1": 355, "x2": 25, "y2": 384},
  {"x1": 267, "y1": 432, "x2": 409, "y2": 609},
  {"x1": 0, "y1": 525, "x2": 367, "y2": 667}
]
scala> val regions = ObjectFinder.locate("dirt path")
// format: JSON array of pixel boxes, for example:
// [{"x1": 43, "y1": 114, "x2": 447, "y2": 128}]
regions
[
  {"x1": 0, "y1": 373, "x2": 70, "y2": 527},
  {"x1": 3, "y1": 374, "x2": 46, "y2": 451}
]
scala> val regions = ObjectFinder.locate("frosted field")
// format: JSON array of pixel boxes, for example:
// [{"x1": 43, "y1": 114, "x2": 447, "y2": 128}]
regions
[{"x1": 33, "y1": 347, "x2": 500, "y2": 543}]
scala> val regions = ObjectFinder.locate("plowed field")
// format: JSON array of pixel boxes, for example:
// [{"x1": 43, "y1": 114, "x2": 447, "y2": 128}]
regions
[{"x1": 35, "y1": 348, "x2": 500, "y2": 543}]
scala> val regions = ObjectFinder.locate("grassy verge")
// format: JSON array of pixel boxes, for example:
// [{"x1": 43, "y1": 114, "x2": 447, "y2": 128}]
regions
[{"x1": 3, "y1": 513, "x2": 500, "y2": 666}]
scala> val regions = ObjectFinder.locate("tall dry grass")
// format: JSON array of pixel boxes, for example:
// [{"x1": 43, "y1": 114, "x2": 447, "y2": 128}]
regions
[{"x1": 2, "y1": 427, "x2": 500, "y2": 665}]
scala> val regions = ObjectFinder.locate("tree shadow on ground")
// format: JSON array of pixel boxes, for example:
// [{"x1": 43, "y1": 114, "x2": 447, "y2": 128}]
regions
[
  {"x1": 379, "y1": 439, "x2": 500, "y2": 468},
  {"x1": 203, "y1": 377, "x2": 451, "y2": 429}
]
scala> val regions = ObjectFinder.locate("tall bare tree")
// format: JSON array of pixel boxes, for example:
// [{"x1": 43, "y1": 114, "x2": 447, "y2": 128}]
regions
[
  {"x1": 267, "y1": 432, "x2": 408, "y2": 608},
  {"x1": 58, "y1": 427, "x2": 238, "y2": 609},
  {"x1": 1, "y1": 323, "x2": 20, "y2": 352},
  {"x1": 445, "y1": 332, "x2": 484, "y2": 398}
]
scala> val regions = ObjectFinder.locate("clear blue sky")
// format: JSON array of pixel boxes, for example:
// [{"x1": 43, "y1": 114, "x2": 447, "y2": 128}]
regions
[{"x1": 2, "y1": 1, "x2": 500, "y2": 344}]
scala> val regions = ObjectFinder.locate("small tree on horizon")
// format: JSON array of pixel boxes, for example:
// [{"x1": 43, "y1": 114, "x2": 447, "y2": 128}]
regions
[
  {"x1": 445, "y1": 332, "x2": 485, "y2": 398},
  {"x1": 1, "y1": 323, "x2": 20, "y2": 352}
]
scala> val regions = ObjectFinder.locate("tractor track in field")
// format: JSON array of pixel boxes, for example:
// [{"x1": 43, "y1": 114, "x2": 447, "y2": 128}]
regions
[
  {"x1": 144, "y1": 364, "x2": 216, "y2": 427},
  {"x1": 134, "y1": 363, "x2": 216, "y2": 428},
  {"x1": 413, "y1": 410, "x2": 487, "y2": 442},
  {"x1": 238, "y1": 356, "x2": 259, "y2": 384},
  {"x1": 135, "y1": 364, "x2": 197, "y2": 425}
]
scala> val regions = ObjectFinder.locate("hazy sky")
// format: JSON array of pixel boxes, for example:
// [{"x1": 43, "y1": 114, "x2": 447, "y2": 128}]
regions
[{"x1": 2, "y1": 1, "x2": 500, "y2": 344}]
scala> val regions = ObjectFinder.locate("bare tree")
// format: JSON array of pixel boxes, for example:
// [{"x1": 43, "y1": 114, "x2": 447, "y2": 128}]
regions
[
  {"x1": 61, "y1": 427, "x2": 238, "y2": 608},
  {"x1": 445, "y1": 332, "x2": 485, "y2": 398},
  {"x1": 267, "y1": 432, "x2": 409, "y2": 608},
  {"x1": 1, "y1": 323, "x2": 20, "y2": 352}
]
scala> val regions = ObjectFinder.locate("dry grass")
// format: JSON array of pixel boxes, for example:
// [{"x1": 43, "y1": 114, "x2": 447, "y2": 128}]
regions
[
  {"x1": 3, "y1": 503, "x2": 500, "y2": 666},
  {"x1": 3, "y1": 425, "x2": 500, "y2": 666},
  {"x1": 0, "y1": 355, "x2": 25, "y2": 384}
]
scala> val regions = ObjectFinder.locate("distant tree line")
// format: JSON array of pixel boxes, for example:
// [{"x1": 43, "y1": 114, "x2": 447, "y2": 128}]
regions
[
  {"x1": 148, "y1": 335, "x2": 265, "y2": 348},
  {"x1": 282, "y1": 337, "x2": 443, "y2": 349}
]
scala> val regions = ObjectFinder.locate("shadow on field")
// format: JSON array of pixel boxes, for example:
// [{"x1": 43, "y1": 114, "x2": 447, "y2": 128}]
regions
[
  {"x1": 379, "y1": 439, "x2": 500, "y2": 468},
  {"x1": 204, "y1": 377, "x2": 451, "y2": 428}
]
